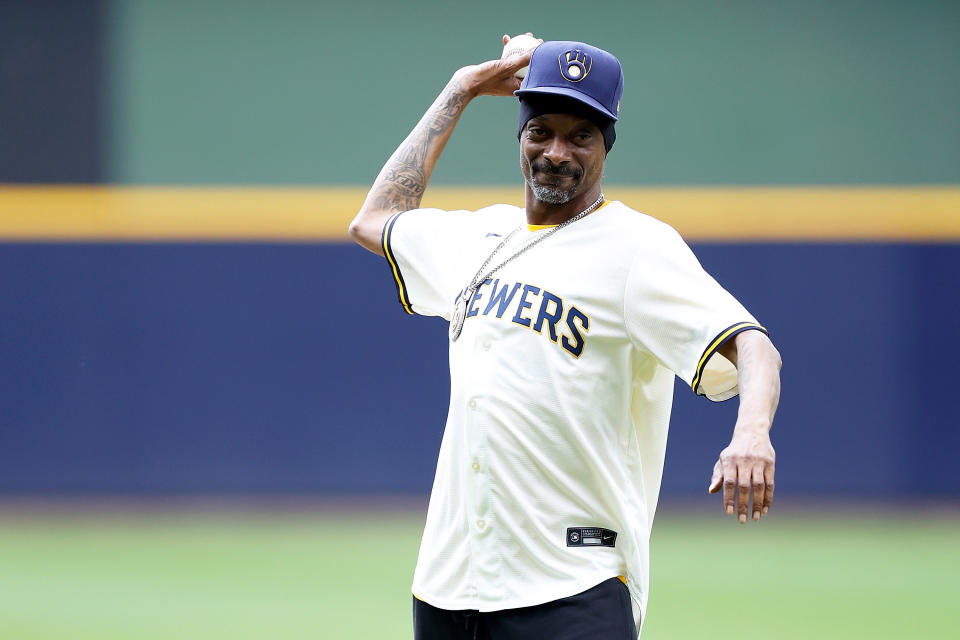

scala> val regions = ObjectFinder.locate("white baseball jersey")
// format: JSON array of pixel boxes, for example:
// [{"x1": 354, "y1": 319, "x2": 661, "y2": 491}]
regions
[{"x1": 381, "y1": 200, "x2": 764, "y2": 631}]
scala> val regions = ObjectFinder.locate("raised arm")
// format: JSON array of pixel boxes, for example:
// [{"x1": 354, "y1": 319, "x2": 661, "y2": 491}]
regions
[
  {"x1": 709, "y1": 329, "x2": 782, "y2": 523},
  {"x1": 349, "y1": 35, "x2": 539, "y2": 255}
]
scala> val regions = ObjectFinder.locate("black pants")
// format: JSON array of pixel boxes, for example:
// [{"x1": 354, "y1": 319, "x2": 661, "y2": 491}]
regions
[{"x1": 413, "y1": 577, "x2": 637, "y2": 640}]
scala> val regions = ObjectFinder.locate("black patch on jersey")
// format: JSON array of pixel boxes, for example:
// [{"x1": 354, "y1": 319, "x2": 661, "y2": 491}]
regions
[{"x1": 566, "y1": 527, "x2": 617, "y2": 547}]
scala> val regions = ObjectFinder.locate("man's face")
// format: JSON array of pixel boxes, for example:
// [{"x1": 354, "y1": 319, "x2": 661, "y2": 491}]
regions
[{"x1": 520, "y1": 113, "x2": 606, "y2": 205}]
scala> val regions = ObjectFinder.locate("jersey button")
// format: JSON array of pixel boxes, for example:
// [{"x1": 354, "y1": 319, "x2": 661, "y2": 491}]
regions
[
  {"x1": 476, "y1": 519, "x2": 486, "y2": 530},
  {"x1": 481, "y1": 340, "x2": 491, "y2": 351},
  {"x1": 471, "y1": 459, "x2": 480, "y2": 471},
  {"x1": 468, "y1": 398, "x2": 478, "y2": 410}
]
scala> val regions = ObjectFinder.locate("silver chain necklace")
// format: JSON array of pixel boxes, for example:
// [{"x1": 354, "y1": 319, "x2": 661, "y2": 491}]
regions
[{"x1": 449, "y1": 193, "x2": 605, "y2": 342}]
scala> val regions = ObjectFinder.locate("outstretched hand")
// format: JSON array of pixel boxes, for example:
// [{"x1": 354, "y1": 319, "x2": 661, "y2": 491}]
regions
[
  {"x1": 708, "y1": 428, "x2": 775, "y2": 523},
  {"x1": 453, "y1": 33, "x2": 542, "y2": 98}
]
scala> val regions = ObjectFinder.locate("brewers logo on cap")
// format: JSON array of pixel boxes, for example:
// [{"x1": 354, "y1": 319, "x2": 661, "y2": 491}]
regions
[
  {"x1": 558, "y1": 49, "x2": 592, "y2": 82},
  {"x1": 515, "y1": 41, "x2": 624, "y2": 123}
]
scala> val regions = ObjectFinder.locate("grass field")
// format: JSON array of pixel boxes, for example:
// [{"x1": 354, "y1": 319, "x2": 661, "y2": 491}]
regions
[{"x1": 0, "y1": 503, "x2": 956, "y2": 639}]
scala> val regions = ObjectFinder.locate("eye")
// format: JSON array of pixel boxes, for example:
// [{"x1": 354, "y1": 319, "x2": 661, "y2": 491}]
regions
[
  {"x1": 527, "y1": 126, "x2": 547, "y2": 139},
  {"x1": 574, "y1": 131, "x2": 593, "y2": 144}
]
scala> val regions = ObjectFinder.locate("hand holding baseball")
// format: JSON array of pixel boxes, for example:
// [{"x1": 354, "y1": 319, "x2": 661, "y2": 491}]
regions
[
  {"x1": 501, "y1": 33, "x2": 542, "y2": 78},
  {"x1": 452, "y1": 33, "x2": 543, "y2": 98}
]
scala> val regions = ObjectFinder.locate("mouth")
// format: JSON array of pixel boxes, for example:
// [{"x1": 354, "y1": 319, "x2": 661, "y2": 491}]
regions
[
  {"x1": 532, "y1": 163, "x2": 582, "y2": 185},
  {"x1": 537, "y1": 173, "x2": 572, "y2": 186}
]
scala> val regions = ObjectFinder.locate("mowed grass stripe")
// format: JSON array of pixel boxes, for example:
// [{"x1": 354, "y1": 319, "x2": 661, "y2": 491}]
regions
[
  {"x1": 0, "y1": 510, "x2": 956, "y2": 639},
  {"x1": 0, "y1": 512, "x2": 422, "y2": 640},
  {"x1": 644, "y1": 515, "x2": 959, "y2": 640}
]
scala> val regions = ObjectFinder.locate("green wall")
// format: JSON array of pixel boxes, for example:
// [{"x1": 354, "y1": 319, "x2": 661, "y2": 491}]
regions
[{"x1": 106, "y1": 0, "x2": 960, "y2": 185}]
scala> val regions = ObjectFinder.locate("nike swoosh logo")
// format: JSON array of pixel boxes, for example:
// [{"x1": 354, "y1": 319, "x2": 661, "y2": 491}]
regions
[{"x1": 485, "y1": 232, "x2": 502, "y2": 238}]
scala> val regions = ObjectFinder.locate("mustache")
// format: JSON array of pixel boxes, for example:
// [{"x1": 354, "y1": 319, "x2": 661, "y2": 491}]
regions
[{"x1": 531, "y1": 160, "x2": 582, "y2": 180}]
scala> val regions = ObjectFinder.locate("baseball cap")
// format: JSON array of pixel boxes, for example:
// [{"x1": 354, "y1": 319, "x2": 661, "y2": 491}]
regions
[{"x1": 515, "y1": 41, "x2": 624, "y2": 122}]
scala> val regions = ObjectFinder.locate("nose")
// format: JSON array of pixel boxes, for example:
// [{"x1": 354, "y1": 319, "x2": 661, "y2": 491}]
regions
[{"x1": 542, "y1": 136, "x2": 574, "y2": 166}]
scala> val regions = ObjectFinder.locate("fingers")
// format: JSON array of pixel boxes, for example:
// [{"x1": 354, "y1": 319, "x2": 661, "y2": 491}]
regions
[
  {"x1": 500, "y1": 49, "x2": 534, "y2": 73},
  {"x1": 763, "y1": 466, "x2": 775, "y2": 515},
  {"x1": 721, "y1": 455, "x2": 737, "y2": 518},
  {"x1": 708, "y1": 460, "x2": 722, "y2": 493},
  {"x1": 475, "y1": 33, "x2": 541, "y2": 96},
  {"x1": 737, "y1": 463, "x2": 751, "y2": 524},
  {"x1": 482, "y1": 50, "x2": 534, "y2": 94},
  {"x1": 751, "y1": 465, "x2": 765, "y2": 522},
  {"x1": 713, "y1": 446, "x2": 775, "y2": 523}
]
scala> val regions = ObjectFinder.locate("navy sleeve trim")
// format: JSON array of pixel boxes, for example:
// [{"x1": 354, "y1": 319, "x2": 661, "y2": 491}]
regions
[
  {"x1": 692, "y1": 322, "x2": 768, "y2": 397},
  {"x1": 381, "y1": 212, "x2": 414, "y2": 315}
]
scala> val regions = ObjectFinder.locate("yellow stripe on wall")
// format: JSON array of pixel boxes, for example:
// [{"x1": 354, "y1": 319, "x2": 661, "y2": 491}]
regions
[{"x1": 0, "y1": 185, "x2": 958, "y2": 241}]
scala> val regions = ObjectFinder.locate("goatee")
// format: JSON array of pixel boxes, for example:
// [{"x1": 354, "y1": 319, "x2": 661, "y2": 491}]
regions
[
  {"x1": 523, "y1": 158, "x2": 582, "y2": 204},
  {"x1": 530, "y1": 182, "x2": 577, "y2": 204}
]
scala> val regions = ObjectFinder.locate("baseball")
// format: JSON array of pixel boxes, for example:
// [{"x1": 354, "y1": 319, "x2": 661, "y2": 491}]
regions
[{"x1": 501, "y1": 34, "x2": 541, "y2": 78}]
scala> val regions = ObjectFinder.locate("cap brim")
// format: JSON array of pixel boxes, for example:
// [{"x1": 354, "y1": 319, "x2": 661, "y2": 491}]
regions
[{"x1": 514, "y1": 86, "x2": 618, "y2": 122}]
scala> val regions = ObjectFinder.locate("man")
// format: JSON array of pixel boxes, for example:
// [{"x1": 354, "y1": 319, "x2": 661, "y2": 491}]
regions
[{"x1": 350, "y1": 36, "x2": 781, "y2": 639}]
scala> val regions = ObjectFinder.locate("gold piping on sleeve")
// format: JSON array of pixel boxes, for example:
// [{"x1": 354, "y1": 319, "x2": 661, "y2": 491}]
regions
[
  {"x1": 381, "y1": 212, "x2": 414, "y2": 315},
  {"x1": 691, "y1": 322, "x2": 767, "y2": 394}
]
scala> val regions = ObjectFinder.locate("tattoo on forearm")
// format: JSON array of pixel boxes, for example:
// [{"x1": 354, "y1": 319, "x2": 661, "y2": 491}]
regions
[{"x1": 369, "y1": 82, "x2": 469, "y2": 213}]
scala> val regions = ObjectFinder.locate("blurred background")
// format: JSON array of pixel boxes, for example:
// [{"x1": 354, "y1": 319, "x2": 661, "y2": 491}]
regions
[{"x1": 1, "y1": 0, "x2": 958, "y2": 638}]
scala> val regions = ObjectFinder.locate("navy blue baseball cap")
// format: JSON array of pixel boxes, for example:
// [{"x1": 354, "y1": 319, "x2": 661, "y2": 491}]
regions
[{"x1": 515, "y1": 41, "x2": 624, "y2": 122}]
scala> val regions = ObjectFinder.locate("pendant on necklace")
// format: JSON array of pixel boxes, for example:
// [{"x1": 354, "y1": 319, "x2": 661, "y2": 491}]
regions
[{"x1": 449, "y1": 286, "x2": 472, "y2": 342}]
